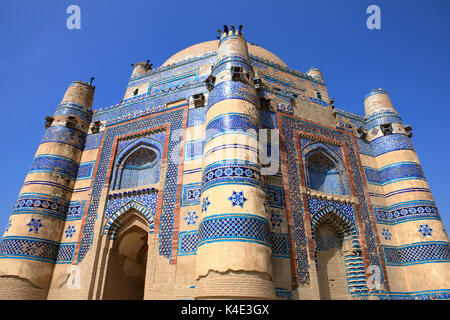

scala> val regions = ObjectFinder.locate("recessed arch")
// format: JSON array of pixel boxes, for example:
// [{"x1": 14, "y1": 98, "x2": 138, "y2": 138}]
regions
[
  {"x1": 311, "y1": 207, "x2": 368, "y2": 299},
  {"x1": 302, "y1": 144, "x2": 349, "y2": 195},
  {"x1": 111, "y1": 137, "x2": 163, "y2": 190},
  {"x1": 102, "y1": 213, "x2": 149, "y2": 300},
  {"x1": 104, "y1": 201, "x2": 155, "y2": 239}
]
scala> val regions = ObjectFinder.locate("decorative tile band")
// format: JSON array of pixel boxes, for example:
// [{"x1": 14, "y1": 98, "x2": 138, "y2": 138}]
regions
[
  {"x1": 207, "y1": 80, "x2": 258, "y2": 110},
  {"x1": 377, "y1": 289, "x2": 450, "y2": 300},
  {"x1": 41, "y1": 126, "x2": 87, "y2": 150},
  {"x1": 205, "y1": 113, "x2": 259, "y2": 142},
  {"x1": 358, "y1": 134, "x2": 415, "y2": 157},
  {"x1": 12, "y1": 193, "x2": 70, "y2": 221},
  {"x1": 383, "y1": 241, "x2": 450, "y2": 266},
  {"x1": 375, "y1": 200, "x2": 440, "y2": 224},
  {"x1": 0, "y1": 236, "x2": 74, "y2": 264},
  {"x1": 363, "y1": 114, "x2": 403, "y2": 131},
  {"x1": 275, "y1": 287, "x2": 293, "y2": 300},
  {"x1": 370, "y1": 187, "x2": 431, "y2": 199},
  {"x1": 76, "y1": 161, "x2": 95, "y2": 180},
  {"x1": 364, "y1": 162, "x2": 425, "y2": 186},
  {"x1": 181, "y1": 183, "x2": 201, "y2": 207},
  {"x1": 54, "y1": 102, "x2": 92, "y2": 123},
  {"x1": 198, "y1": 214, "x2": 271, "y2": 247},
  {"x1": 29, "y1": 154, "x2": 79, "y2": 180},
  {"x1": 202, "y1": 161, "x2": 262, "y2": 191},
  {"x1": 178, "y1": 231, "x2": 198, "y2": 256},
  {"x1": 204, "y1": 143, "x2": 259, "y2": 159},
  {"x1": 212, "y1": 60, "x2": 252, "y2": 77}
]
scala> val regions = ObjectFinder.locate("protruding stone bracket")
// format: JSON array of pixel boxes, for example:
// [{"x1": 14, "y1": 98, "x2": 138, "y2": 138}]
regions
[
  {"x1": 357, "y1": 127, "x2": 367, "y2": 140},
  {"x1": 65, "y1": 116, "x2": 77, "y2": 129},
  {"x1": 91, "y1": 120, "x2": 102, "y2": 134},
  {"x1": 192, "y1": 93, "x2": 205, "y2": 108},
  {"x1": 380, "y1": 123, "x2": 393, "y2": 136},
  {"x1": 205, "y1": 75, "x2": 216, "y2": 91},
  {"x1": 44, "y1": 116, "x2": 54, "y2": 129},
  {"x1": 404, "y1": 125, "x2": 413, "y2": 138}
]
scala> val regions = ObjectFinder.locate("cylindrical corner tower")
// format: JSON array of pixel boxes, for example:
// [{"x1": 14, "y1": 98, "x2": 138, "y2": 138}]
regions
[
  {"x1": 306, "y1": 67, "x2": 323, "y2": 82},
  {"x1": 364, "y1": 89, "x2": 450, "y2": 295},
  {"x1": 0, "y1": 81, "x2": 94, "y2": 299},
  {"x1": 194, "y1": 26, "x2": 275, "y2": 299},
  {"x1": 131, "y1": 61, "x2": 151, "y2": 79}
]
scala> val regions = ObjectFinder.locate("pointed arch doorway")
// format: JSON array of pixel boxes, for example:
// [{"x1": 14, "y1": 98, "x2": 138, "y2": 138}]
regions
[{"x1": 102, "y1": 208, "x2": 150, "y2": 300}]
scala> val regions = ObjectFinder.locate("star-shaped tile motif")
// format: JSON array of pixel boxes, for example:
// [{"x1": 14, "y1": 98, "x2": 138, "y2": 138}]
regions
[
  {"x1": 26, "y1": 217, "x2": 43, "y2": 233},
  {"x1": 419, "y1": 224, "x2": 432, "y2": 237},
  {"x1": 228, "y1": 191, "x2": 247, "y2": 208},
  {"x1": 184, "y1": 211, "x2": 198, "y2": 226},
  {"x1": 270, "y1": 210, "x2": 282, "y2": 228},
  {"x1": 381, "y1": 228, "x2": 392, "y2": 241},
  {"x1": 201, "y1": 196, "x2": 210, "y2": 213},
  {"x1": 65, "y1": 225, "x2": 76, "y2": 238}
]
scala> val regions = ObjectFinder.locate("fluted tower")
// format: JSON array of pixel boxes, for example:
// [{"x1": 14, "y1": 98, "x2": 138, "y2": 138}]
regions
[
  {"x1": 194, "y1": 26, "x2": 275, "y2": 299},
  {"x1": 363, "y1": 89, "x2": 450, "y2": 294},
  {"x1": 0, "y1": 81, "x2": 95, "y2": 299}
]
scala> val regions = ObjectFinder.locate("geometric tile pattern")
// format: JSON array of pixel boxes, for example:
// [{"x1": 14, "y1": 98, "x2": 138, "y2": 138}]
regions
[
  {"x1": 205, "y1": 113, "x2": 258, "y2": 143},
  {"x1": 84, "y1": 132, "x2": 104, "y2": 150},
  {"x1": 178, "y1": 231, "x2": 198, "y2": 256},
  {"x1": 307, "y1": 196, "x2": 356, "y2": 226},
  {"x1": 64, "y1": 226, "x2": 76, "y2": 238},
  {"x1": 54, "y1": 102, "x2": 92, "y2": 123},
  {"x1": 78, "y1": 109, "x2": 183, "y2": 261},
  {"x1": 270, "y1": 210, "x2": 282, "y2": 228},
  {"x1": 266, "y1": 185, "x2": 285, "y2": 208},
  {"x1": 382, "y1": 229, "x2": 392, "y2": 241},
  {"x1": 29, "y1": 154, "x2": 79, "y2": 181},
  {"x1": 41, "y1": 126, "x2": 86, "y2": 151},
  {"x1": 104, "y1": 190, "x2": 158, "y2": 238},
  {"x1": 418, "y1": 224, "x2": 433, "y2": 237},
  {"x1": 271, "y1": 233, "x2": 290, "y2": 258},
  {"x1": 228, "y1": 191, "x2": 247, "y2": 208},
  {"x1": 375, "y1": 201, "x2": 440, "y2": 224},
  {"x1": 181, "y1": 183, "x2": 201, "y2": 207},
  {"x1": 198, "y1": 214, "x2": 271, "y2": 248},
  {"x1": 364, "y1": 162, "x2": 425, "y2": 186},
  {"x1": 357, "y1": 133, "x2": 415, "y2": 157},
  {"x1": 202, "y1": 161, "x2": 262, "y2": 192},
  {"x1": 0, "y1": 236, "x2": 61, "y2": 263},
  {"x1": 183, "y1": 211, "x2": 198, "y2": 226},
  {"x1": 383, "y1": 241, "x2": 450, "y2": 266},
  {"x1": 76, "y1": 162, "x2": 95, "y2": 180},
  {"x1": 281, "y1": 114, "x2": 381, "y2": 285},
  {"x1": 206, "y1": 80, "x2": 258, "y2": 110},
  {"x1": 26, "y1": 218, "x2": 43, "y2": 233},
  {"x1": 12, "y1": 193, "x2": 70, "y2": 221},
  {"x1": 66, "y1": 201, "x2": 85, "y2": 220}
]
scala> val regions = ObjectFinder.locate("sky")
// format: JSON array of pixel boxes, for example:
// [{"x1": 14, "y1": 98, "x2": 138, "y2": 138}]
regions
[{"x1": 0, "y1": 0, "x2": 449, "y2": 233}]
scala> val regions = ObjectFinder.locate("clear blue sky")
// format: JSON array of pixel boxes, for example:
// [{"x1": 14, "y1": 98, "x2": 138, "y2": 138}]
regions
[{"x1": 1, "y1": 0, "x2": 449, "y2": 233}]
